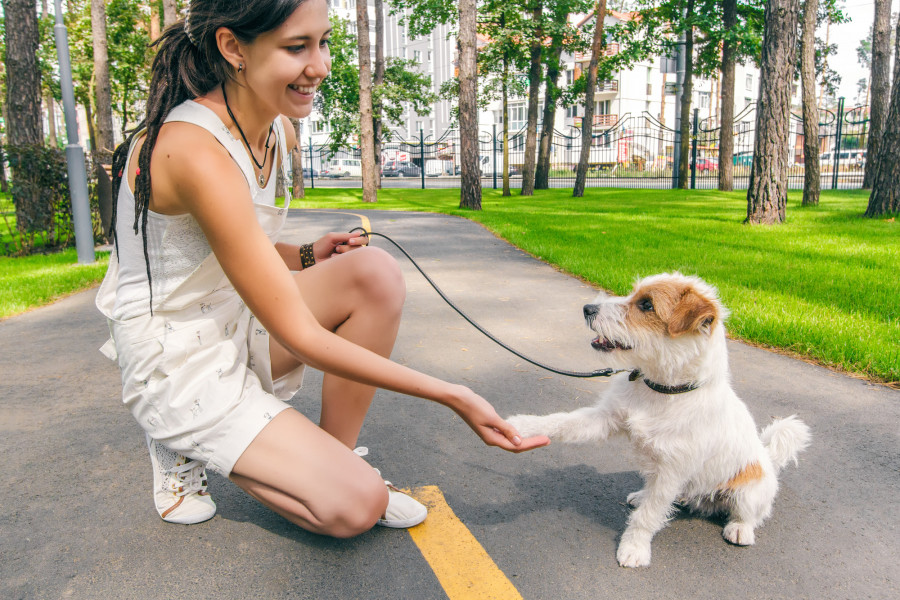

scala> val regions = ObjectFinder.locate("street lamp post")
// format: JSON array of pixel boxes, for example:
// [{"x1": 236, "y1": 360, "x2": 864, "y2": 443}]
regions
[{"x1": 53, "y1": 0, "x2": 94, "y2": 264}]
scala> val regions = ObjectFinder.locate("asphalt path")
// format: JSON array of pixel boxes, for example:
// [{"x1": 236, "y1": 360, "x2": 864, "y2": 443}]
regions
[{"x1": 2, "y1": 209, "x2": 897, "y2": 600}]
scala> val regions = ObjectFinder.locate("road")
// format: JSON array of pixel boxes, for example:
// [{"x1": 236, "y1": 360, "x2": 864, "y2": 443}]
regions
[{"x1": 1, "y1": 210, "x2": 897, "y2": 599}]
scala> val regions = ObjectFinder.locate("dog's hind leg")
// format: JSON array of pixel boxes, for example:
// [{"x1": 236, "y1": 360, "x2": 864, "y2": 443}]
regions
[
  {"x1": 507, "y1": 406, "x2": 618, "y2": 444},
  {"x1": 617, "y1": 473, "x2": 684, "y2": 568},
  {"x1": 722, "y1": 476, "x2": 778, "y2": 546}
]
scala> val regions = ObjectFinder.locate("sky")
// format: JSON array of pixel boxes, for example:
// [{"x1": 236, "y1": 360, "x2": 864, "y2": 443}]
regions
[{"x1": 828, "y1": 0, "x2": 899, "y2": 103}]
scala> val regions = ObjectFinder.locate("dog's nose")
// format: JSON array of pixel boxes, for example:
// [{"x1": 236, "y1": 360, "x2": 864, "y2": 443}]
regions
[{"x1": 583, "y1": 304, "x2": 599, "y2": 318}]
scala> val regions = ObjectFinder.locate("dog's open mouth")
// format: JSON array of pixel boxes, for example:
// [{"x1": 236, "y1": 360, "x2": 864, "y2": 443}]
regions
[{"x1": 591, "y1": 336, "x2": 632, "y2": 351}]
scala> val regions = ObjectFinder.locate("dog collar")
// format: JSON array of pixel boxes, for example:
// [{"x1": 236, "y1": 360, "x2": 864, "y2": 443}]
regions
[{"x1": 628, "y1": 369, "x2": 702, "y2": 395}]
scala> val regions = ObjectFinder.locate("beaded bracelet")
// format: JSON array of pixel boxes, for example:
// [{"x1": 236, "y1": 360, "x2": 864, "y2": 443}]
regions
[{"x1": 299, "y1": 243, "x2": 316, "y2": 270}]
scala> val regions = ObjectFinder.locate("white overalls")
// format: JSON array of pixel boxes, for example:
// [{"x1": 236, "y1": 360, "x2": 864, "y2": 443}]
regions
[{"x1": 96, "y1": 101, "x2": 305, "y2": 476}]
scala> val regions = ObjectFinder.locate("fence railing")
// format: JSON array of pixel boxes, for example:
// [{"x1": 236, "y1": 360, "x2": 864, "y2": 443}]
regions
[{"x1": 300, "y1": 99, "x2": 868, "y2": 192}]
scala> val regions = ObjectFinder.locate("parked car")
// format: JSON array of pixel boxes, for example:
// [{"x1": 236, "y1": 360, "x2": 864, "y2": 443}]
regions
[
  {"x1": 696, "y1": 157, "x2": 718, "y2": 172},
  {"x1": 382, "y1": 161, "x2": 421, "y2": 177},
  {"x1": 321, "y1": 158, "x2": 362, "y2": 178},
  {"x1": 301, "y1": 167, "x2": 318, "y2": 177}
]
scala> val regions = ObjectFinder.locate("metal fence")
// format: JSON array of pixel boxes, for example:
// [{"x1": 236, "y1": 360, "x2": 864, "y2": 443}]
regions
[{"x1": 301, "y1": 99, "x2": 868, "y2": 191}]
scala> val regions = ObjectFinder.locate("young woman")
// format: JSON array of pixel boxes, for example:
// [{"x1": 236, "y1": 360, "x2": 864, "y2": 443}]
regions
[{"x1": 96, "y1": 0, "x2": 548, "y2": 536}]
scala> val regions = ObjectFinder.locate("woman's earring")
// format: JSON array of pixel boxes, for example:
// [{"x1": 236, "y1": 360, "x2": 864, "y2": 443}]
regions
[{"x1": 238, "y1": 63, "x2": 244, "y2": 73}]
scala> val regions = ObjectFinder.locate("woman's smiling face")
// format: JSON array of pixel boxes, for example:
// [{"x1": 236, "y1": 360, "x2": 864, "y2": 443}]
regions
[{"x1": 238, "y1": 0, "x2": 332, "y2": 119}]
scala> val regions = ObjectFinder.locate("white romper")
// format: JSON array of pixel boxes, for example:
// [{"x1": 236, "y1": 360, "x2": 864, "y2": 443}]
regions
[{"x1": 96, "y1": 100, "x2": 305, "y2": 476}]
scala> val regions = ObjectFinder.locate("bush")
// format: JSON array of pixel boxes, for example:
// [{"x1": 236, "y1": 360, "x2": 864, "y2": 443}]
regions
[{"x1": 2, "y1": 144, "x2": 102, "y2": 256}]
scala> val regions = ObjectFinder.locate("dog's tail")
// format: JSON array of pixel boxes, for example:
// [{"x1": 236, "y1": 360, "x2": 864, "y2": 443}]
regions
[{"x1": 761, "y1": 415, "x2": 811, "y2": 472}]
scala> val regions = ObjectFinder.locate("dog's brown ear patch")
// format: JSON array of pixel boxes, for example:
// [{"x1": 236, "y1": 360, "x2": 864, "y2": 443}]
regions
[{"x1": 668, "y1": 289, "x2": 717, "y2": 337}]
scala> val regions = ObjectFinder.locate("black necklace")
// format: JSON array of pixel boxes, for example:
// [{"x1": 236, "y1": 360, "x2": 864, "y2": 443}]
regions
[{"x1": 222, "y1": 84, "x2": 273, "y2": 186}]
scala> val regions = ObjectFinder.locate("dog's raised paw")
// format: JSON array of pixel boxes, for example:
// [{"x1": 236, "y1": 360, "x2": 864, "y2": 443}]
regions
[
  {"x1": 616, "y1": 540, "x2": 652, "y2": 568},
  {"x1": 625, "y1": 490, "x2": 646, "y2": 508},
  {"x1": 723, "y1": 522, "x2": 756, "y2": 546},
  {"x1": 506, "y1": 414, "x2": 545, "y2": 438}
]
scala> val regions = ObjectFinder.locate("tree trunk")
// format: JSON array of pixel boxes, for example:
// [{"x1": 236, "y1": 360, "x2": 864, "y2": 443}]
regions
[
  {"x1": 91, "y1": 0, "x2": 115, "y2": 165},
  {"x1": 863, "y1": 0, "x2": 892, "y2": 189},
  {"x1": 162, "y1": 0, "x2": 178, "y2": 28},
  {"x1": 718, "y1": 0, "x2": 736, "y2": 191},
  {"x1": 357, "y1": 0, "x2": 377, "y2": 203},
  {"x1": 521, "y1": 3, "x2": 543, "y2": 196},
  {"x1": 800, "y1": 0, "x2": 819, "y2": 206},
  {"x1": 503, "y1": 54, "x2": 511, "y2": 197},
  {"x1": 677, "y1": 0, "x2": 695, "y2": 190},
  {"x1": 45, "y1": 95, "x2": 58, "y2": 147},
  {"x1": 290, "y1": 118, "x2": 305, "y2": 199},
  {"x1": 459, "y1": 0, "x2": 481, "y2": 210},
  {"x1": 865, "y1": 11, "x2": 900, "y2": 217},
  {"x1": 3, "y1": 0, "x2": 42, "y2": 148},
  {"x1": 746, "y1": 0, "x2": 799, "y2": 225},
  {"x1": 573, "y1": 0, "x2": 607, "y2": 198},
  {"x1": 536, "y1": 43, "x2": 563, "y2": 189},
  {"x1": 373, "y1": 0, "x2": 384, "y2": 189},
  {"x1": 3, "y1": 0, "x2": 42, "y2": 237}
]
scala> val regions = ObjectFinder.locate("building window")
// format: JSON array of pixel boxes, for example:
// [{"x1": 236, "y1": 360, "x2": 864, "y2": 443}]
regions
[
  {"x1": 566, "y1": 105, "x2": 578, "y2": 118},
  {"x1": 566, "y1": 70, "x2": 574, "y2": 85},
  {"x1": 413, "y1": 50, "x2": 421, "y2": 63},
  {"x1": 699, "y1": 91, "x2": 710, "y2": 108},
  {"x1": 595, "y1": 100, "x2": 611, "y2": 116},
  {"x1": 745, "y1": 74, "x2": 753, "y2": 91},
  {"x1": 508, "y1": 103, "x2": 526, "y2": 131},
  {"x1": 427, "y1": 50, "x2": 432, "y2": 62},
  {"x1": 647, "y1": 83, "x2": 652, "y2": 96}
]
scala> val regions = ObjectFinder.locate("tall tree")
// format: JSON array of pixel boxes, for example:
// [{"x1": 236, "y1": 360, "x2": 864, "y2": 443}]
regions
[
  {"x1": 865, "y1": 10, "x2": 900, "y2": 217},
  {"x1": 573, "y1": 0, "x2": 607, "y2": 198},
  {"x1": 357, "y1": 0, "x2": 377, "y2": 202},
  {"x1": 459, "y1": 0, "x2": 482, "y2": 209},
  {"x1": 863, "y1": 0, "x2": 892, "y2": 189},
  {"x1": 800, "y1": 0, "x2": 819, "y2": 206},
  {"x1": 163, "y1": 0, "x2": 178, "y2": 28},
  {"x1": 3, "y1": 0, "x2": 42, "y2": 149},
  {"x1": 717, "y1": 0, "x2": 737, "y2": 191},
  {"x1": 106, "y1": 0, "x2": 151, "y2": 134},
  {"x1": 3, "y1": 0, "x2": 43, "y2": 235},
  {"x1": 373, "y1": 0, "x2": 385, "y2": 189},
  {"x1": 520, "y1": 1, "x2": 544, "y2": 195},
  {"x1": 92, "y1": 0, "x2": 115, "y2": 164},
  {"x1": 290, "y1": 117, "x2": 305, "y2": 199},
  {"x1": 746, "y1": 0, "x2": 799, "y2": 225},
  {"x1": 676, "y1": 0, "x2": 695, "y2": 189},
  {"x1": 535, "y1": 42, "x2": 563, "y2": 189}
]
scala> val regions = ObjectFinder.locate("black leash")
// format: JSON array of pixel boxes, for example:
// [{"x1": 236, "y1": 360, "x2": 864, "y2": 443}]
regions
[{"x1": 350, "y1": 228, "x2": 626, "y2": 379}]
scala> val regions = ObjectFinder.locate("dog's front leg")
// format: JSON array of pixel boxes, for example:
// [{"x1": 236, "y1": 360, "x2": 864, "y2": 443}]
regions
[
  {"x1": 507, "y1": 405, "x2": 618, "y2": 444},
  {"x1": 616, "y1": 474, "x2": 683, "y2": 568}
]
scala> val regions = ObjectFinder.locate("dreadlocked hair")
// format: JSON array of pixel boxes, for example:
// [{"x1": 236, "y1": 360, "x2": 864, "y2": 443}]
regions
[{"x1": 109, "y1": 0, "x2": 307, "y2": 312}]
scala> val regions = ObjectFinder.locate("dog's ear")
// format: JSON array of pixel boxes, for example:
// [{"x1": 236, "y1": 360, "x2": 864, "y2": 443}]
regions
[{"x1": 668, "y1": 289, "x2": 718, "y2": 337}]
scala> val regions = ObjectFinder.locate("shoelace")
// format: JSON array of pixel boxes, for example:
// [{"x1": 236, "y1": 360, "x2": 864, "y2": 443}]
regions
[{"x1": 169, "y1": 459, "x2": 208, "y2": 497}]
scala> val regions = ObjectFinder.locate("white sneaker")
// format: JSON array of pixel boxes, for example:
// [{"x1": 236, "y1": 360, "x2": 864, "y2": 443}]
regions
[
  {"x1": 353, "y1": 447, "x2": 427, "y2": 529},
  {"x1": 147, "y1": 433, "x2": 216, "y2": 524}
]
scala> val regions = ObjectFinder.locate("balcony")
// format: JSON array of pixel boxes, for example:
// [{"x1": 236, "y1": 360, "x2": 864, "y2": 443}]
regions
[
  {"x1": 573, "y1": 43, "x2": 620, "y2": 62},
  {"x1": 597, "y1": 80, "x2": 618, "y2": 93},
  {"x1": 570, "y1": 114, "x2": 619, "y2": 129}
]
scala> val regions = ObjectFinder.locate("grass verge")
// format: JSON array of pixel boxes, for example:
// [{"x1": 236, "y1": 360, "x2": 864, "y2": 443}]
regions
[
  {"x1": 291, "y1": 187, "x2": 898, "y2": 385},
  {"x1": 0, "y1": 248, "x2": 110, "y2": 320}
]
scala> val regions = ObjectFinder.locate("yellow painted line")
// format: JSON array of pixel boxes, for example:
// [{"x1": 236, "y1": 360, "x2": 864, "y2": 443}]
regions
[
  {"x1": 408, "y1": 486, "x2": 523, "y2": 600},
  {"x1": 312, "y1": 209, "x2": 371, "y2": 234}
]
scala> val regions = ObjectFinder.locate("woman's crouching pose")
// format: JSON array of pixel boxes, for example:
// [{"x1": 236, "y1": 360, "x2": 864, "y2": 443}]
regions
[{"x1": 96, "y1": 0, "x2": 548, "y2": 536}]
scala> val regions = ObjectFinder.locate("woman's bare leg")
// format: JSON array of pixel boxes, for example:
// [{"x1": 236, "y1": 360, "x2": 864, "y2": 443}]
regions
[{"x1": 229, "y1": 247, "x2": 405, "y2": 536}]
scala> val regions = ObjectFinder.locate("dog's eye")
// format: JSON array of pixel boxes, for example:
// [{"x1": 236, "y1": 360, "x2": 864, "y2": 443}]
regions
[{"x1": 637, "y1": 298, "x2": 654, "y2": 312}]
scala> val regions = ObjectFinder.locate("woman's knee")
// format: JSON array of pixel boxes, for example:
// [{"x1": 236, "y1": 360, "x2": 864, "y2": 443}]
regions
[
  {"x1": 349, "y1": 246, "x2": 406, "y2": 310},
  {"x1": 316, "y1": 476, "x2": 388, "y2": 538}
]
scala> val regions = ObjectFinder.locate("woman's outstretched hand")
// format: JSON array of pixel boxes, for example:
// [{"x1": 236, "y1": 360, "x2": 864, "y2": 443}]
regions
[{"x1": 451, "y1": 386, "x2": 550, "y2": 453}]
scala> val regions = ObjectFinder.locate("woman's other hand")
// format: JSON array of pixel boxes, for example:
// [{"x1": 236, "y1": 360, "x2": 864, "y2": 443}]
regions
[{"x1": 313, "y1": 232, "x2": 369, "y2": 262}]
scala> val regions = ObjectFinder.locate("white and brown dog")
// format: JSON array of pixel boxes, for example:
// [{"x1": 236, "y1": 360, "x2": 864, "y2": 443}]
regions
[{"x1": 508, "y1": 273, "x2": 810, "y2": 568}]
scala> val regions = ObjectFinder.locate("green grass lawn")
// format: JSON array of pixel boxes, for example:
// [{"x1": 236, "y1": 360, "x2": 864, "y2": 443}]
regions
[
  {"x1": 292, "y1": 187, "x2": 899, "y2": 385},
  {"x1": 0, "y1": 249, "x2": 109, "y2": 319}
]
